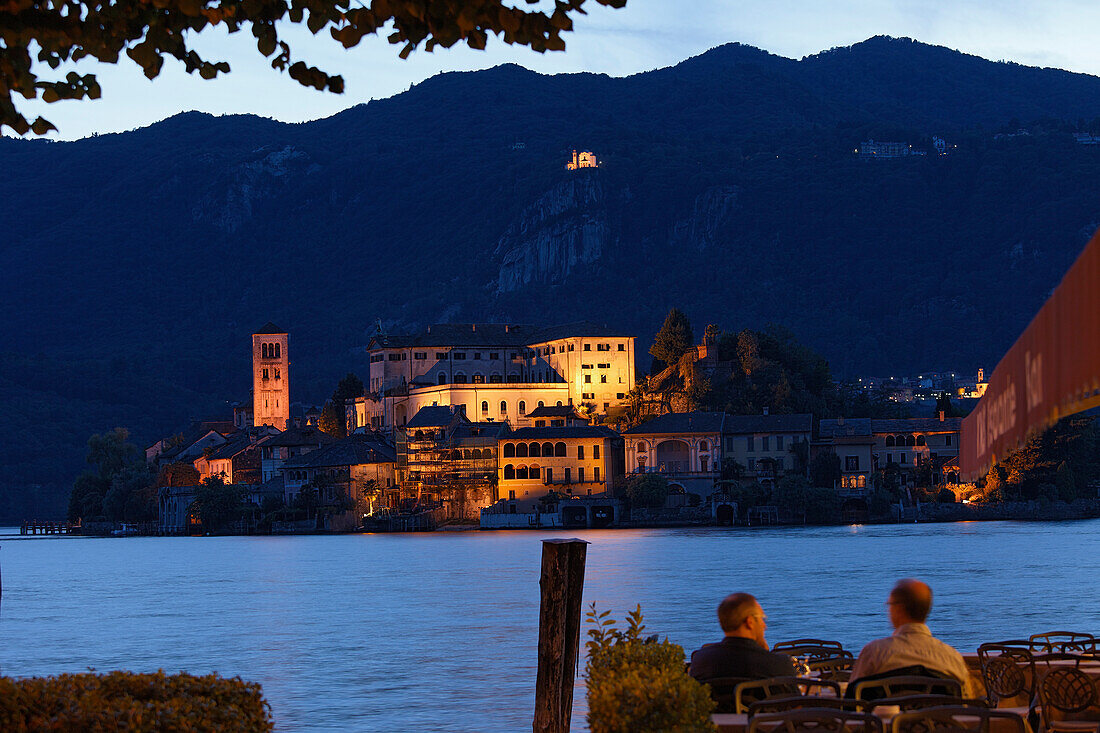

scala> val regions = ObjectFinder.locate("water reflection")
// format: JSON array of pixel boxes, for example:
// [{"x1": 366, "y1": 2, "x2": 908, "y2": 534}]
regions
[{"x1": 1, "y1": 520, "x2": 1098, "y2": 731}]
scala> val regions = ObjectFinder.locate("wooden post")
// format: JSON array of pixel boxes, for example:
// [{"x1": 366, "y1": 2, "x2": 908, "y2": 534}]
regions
[{"x1": 533, "y1": 538, "x2": 589, "y2": 733}]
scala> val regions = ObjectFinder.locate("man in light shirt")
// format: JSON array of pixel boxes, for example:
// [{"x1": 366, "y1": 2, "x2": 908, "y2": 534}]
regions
[{"x1": 850, "y1": 578, "x2": 972, "y2": 697}]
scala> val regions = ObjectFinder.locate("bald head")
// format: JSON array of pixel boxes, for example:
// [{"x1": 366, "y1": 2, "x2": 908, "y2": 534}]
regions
[{"x1": 889, "y1": 578, "x2": 933, "y2": 626}]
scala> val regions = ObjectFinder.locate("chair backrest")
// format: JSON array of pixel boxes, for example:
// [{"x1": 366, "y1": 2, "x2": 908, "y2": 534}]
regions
[
  {"x1": 775, "y1": 639, "x2": 846, "y2": 652},
  {"x1": 890, "y1": 706, "x2": 1027, "y2": 733},
  {"x1": 810, "y1": 656, "x2": 856, "y2": 682},
  {"x1": 1037, "y1": 667, "x2": 1100, "y2": 716},
  {"x1": 976, "y1": 644, "x2": 1035, "y2": 704},
  {"x1": 874, "y1": 695, "x2": 988, "y2": 711},
  {"x1": 852, "y1": 675, "x2": 963, "y2": 701},
  {"x1": 747, "y1": 709, "x2": 883, "y2": 733},
  {"x1": 699, "y1": 676, "x2": 752, "y2": 714},
  {"x1": 1030, "y1": 632, "x2": 1096, "y2": 654},
  {"x1": 735, "y1": 677, "x2": 843, "y2": 713},
  {"x1": 1034, "y1": 652, "x2": 1093, "y2": 670},
  {"x1": 750, "y1": 696, "x2": 869, "y2": 717}
]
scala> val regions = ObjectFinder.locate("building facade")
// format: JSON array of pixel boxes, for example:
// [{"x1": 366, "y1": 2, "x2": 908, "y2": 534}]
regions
[
  {"x1": 497, "y1": 425, "x2": 624, "y2": 510},
  {"x1": 253, "y1": 322, "x2": 290, "y2": 429},
  {"x1": 816, "y1": 416, "x2": 963, "y2": 491}
]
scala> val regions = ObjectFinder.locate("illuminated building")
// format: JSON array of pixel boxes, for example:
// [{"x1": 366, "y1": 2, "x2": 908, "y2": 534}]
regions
[
  {"x1": 252, "y1": 322, "x2": 290, "y2": 429},
  {"x1": 566, "y1": 150, "x2": 598, "y2": 170},
  {"x1": 496, "y1": 423, "x2": 624, "y2": 510}
]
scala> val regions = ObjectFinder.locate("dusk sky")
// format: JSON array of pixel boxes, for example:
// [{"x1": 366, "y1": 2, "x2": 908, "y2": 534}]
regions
[{"x1": 15, "y1": 0, "x2": 1100, "y2": 140}]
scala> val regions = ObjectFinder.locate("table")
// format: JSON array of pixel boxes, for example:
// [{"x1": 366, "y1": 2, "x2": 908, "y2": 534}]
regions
[{"x1": 712, "y1": 704, "x2": 1032, "y2": 733}]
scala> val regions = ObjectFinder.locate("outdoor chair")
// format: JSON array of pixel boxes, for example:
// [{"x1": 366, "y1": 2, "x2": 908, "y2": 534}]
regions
[
  {"x1": 890, "y1": 705, "x2": 1028, "y2": 733},
  {"x1": 851, "y1": 674, "x2": 963, "y2": 701},
  {"x1": 775, "y1": 640, "x2": 848, "y2": 653},
  {"x1": 747, "y1": 708, "x2": 884, "y2": 733},
  {"x1": 810, "y1": 656, "x2": 856, "y2": 682},
  {"x1": 735, "y1": 677, "x2": 843, "y2": 713},
  {"x1": 750, "y1": 696, "x2": 870, "y2": 717},
  {"x1": 1036, "y1": 666, "x2": 1100, "y2": 733},
  {"x1": 700, "y1": 676, "x2": 752, "y2": 714},
  {"x1": 1031, "y1": 633, "x2": 1097, "y2": 655},
  {"x1": 978, "y1": 644, "x2": 1037, "y2": 711},
  {"x1": 873, "y1": 695, "x2": 990, "y2": 712}
]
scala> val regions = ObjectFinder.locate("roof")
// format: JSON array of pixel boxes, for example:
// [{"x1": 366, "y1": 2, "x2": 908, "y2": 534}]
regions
[
  {"x1": 282, "y1": 435, "x2": 396, "y2": 469},
  {"x1": 622, "y1": 411, "x2": 726, "y2": 435},
  {"x1": 406, "y1": 406, "x2": 467, "y2": 428},
  {"x1": 722, "y1": 413, "x2": 814, "y2": 435},
  {"x1": 255, "y1": 322, "x2": 286, "y2": 334},
  {"x1": 452, "y1": 422, "x2": 510, "y2": 441},
  {"x1": 526, "y1": 405, "x2": 582, "y2": 418},
  {"x1": 366, "y1": 321, "x2": 631, "y2": 350},
  {"x1": 870, "y1": 417, "x2": 963, "y2": 433},
  {"x1": 506, "y1": 425, "x2": 620, "y2": 440},
  {"x1": 262, "y1": 426, "x2": 338, "y2": 448},
  {"x1": 205, "y1": 434, "x2": 255, "y2": 460},
  {"x1": 818, "y1": 418, "x2": 873, "y2": 438}
]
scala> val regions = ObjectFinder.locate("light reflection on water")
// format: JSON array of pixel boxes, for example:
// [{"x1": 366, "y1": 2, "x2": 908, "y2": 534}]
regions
[{"x1": 1, "y1": 520, "x2": 1099, "y2": 731}]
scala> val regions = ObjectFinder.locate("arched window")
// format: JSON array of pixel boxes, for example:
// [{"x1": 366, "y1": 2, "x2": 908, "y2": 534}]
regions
[
  {"x1": 500, "y1": 401, "x2": 508, "y2": 414},
  {"x1": 481, "y1": 401, "x2": 489, "y2": 414},
  {"x1": 261, "y1": 343, "x2": 269, "y2": 359},
  {"x1": 504, "y1": 443, "x2": 516, "y2": 458},
  {"x1": 516, "y1": 465, "x2": 529, "y2": 480},
  {"x1": 857, "y1": 475, "x2": 867, "y2": 488},
  {"x1": 503, "y1": 464, "x2": 515, "y2": 480},
  {"x1": 464, "y1": 450, "x2": 473, "y2": 460},
  {"x1": 516, "y1": 443, "x2": 529, "y2": 458},
  {"x1": 885, "y1": 435, "x2": 896, "y2": 447},
  {"x1": 906, "y1": 435, "x2": 916, "y2": 447},
  {"x1": 472, "y1": 448, "x2": 482, "y2": 459},
  {"x1": 454, "y1": 373, "x2": 467, "y2": 384},
  {"x1": 529, "y1": 465, "x2": 541, "y2": 479},
  {"x1": 438, "y1": 373, "x2": 447, "y2": 385},
  {"x1": 451, "y1": 449, "x2": 462, "y2": 460},
  {"x1": 489, "y1": 374, "x2": 502, "y2": 383},
  {"x1": 637, "y1": 441, "x2": 648, "y2": 452},
  {"x1": 538, "y1": 401, "x2": 545, "y2": 408},
  {"x1": 556, "y1": 401, "x2": 563, "y2": 407},
  {"x1": 519, "y1": 401, "x2": 526, "y2": 414},
  {"x1": 274, "y1": 343, "x2": 280, "y2": 359},
  {"x1": 555, "y1": 442, "x2": 567, "y2": 457},
  {"x1": 473, "y1": 373, "x2": 485, "y2": 384},
  {"x1": 483, "y1": 448, "x2": 494, "y2": 459},
  {"x1": 699, "y1": 440, "x2": 709, "y2": 452},
  {"x1": 529, "y1": 442, "x2": 541, "y2": 457},
  {"x1": 542, "y1": 442, "x2": 554, "y2": 456},
  {"x1": 916, "y1": 435, "x2": 926, "y2": 446}
]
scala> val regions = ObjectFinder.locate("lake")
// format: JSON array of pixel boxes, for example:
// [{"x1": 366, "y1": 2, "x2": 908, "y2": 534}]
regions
[{"x1": 2, "y1": 520, "x2": 1099, "y2": 730}]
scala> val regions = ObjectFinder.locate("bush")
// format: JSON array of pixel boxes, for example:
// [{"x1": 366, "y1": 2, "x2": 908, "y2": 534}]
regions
[
  {"x1": 0, "y1": 670, "x2": 273, "y2": 732},
  {"x1": 585, "y1": 604, "x2": 715, "y2": 732},
  {"x1": 936, "y1": 488, "x2": 956, "y2": 503}
]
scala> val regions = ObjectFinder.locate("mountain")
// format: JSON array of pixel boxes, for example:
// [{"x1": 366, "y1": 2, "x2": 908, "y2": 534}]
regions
[{"x1": 4, "y1": 35, "x2": 1100, "y2": 520}]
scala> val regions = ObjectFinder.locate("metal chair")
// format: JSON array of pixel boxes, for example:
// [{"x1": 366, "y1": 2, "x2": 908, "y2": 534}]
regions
[
  {"x1": 890, "y1": 706, "x2": 1028, "y2": 733},
  {"x1": 874, "y1": 695, "x2": 989, "y2": 711},
  {"x1": 978, "y1": 644, "x2": 1037, "y2": 709},
  {"x1": 1036, "y1": 666, "x2": 1100, "y2": 733},
  {"x1": 811, "y1": 656, "x2": 856, "y2": 683},
  {"x1": 735, "y1": 677, "x2": 844, "y2": 713},
  {"x1": 775, "y1": 640, "x2": 848, "y2": 653},
  {"x1": 852, "y1": 675, "x2": 963, "y2": 701},
  {"x1": 750, "y1": 697, "x2": 870, "y2": 717},
  {"x1": 747, "y1": 708, "x2": 883, "y2": 733},
  {"x1": 699, "y1": 676, "x2": 752, "y2": 714},
  {"x1": 1031, "y1": 633, "x2": 1097, "y2": 655}
]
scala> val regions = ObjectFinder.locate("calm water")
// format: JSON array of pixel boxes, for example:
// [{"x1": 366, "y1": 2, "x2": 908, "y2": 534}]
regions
[{"x1": 2, "y1": 521, "x2": 1099, "y2": 731}]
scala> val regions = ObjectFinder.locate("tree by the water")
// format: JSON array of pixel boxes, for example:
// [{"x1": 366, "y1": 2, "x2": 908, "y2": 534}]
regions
[{"x1": 1, "y1": 0, "x2": 628, "y2": 135}]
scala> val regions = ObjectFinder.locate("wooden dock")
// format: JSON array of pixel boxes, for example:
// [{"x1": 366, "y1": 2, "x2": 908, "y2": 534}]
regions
[{"x1": 20, "y1": 520, "x2": 77, "y2": 535}]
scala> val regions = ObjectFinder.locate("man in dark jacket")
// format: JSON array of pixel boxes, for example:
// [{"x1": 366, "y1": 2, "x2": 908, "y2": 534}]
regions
[{"x1": 688, "y1": 592, "x2": 796, "y2": 681}]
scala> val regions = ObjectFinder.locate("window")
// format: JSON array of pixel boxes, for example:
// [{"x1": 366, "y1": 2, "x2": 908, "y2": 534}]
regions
[
  {"x1": 568, "y1": 344, "x2": 575, "y2": 351},
  {"x1": 887, "y1": 453, "x2": 893, "y2": 464},
  {"x1": 747, "y1": 458, "x2": 756, "y2": 470},
  {"x1": 886, "y1": 435, "x2": 896, "y2": 447},
  {"x1": 370, "y1": 354, "x2": 384, "y2": 363},
  {"x1": 274, "y1": 343, "x2": 280, "y2": 358},
  {"x1": 490, "y1": 352, "x2": 499, "y2": 360},
  {"x1": 597, "y1": 343, "x2": 610, "y2": 351},
  {"x1": 946, "y1": 434, "x2": 953, "y2": 446},
  {"x1": 584, "y1": 375, "x2": 592, "y2": 383},
  {"x1": 618, "y1": 344, "x2": 625, "y2": 351},
  {"x1": 583, "y1": 344, "x2": 591, "y2": 351},
  {"x1": 274, "y1": 368, "x2": 280, "y2": 380},
  {"x1": 761, "y1": 436, "x2": 770, "y2": 451},
  {"x1": 500, "y1": 401, "x2": 508, "y2": 414},
  {"x1": 473, "y1": 374, "x2": 485, "y2": 384},
  {"x1": 565, "y1": 467, "x2": 572, "y2": 483},
  {"x1": 699, "y1": 440, "x2": 708, "y2": 452},
  {"x1": 603, "y1": 402, "x2": 609, "y2": 411},
  {"x1": 583, "y1": 393, "x2": 595, "y2": 399},
  {"x1": 414, "y1": 352, "x2": 427, "y2": 360},
  {"x1": 899, "y1": 453, "x2": 907, "y2": 464},
  {"x1": 516, "y1": 443, "x2": 528, "y2": 458},
  {"x1": 489, "y1": 374, "x2": 502, "y2": 383},
  {"x1": 600, "y1": 376, "x2": 607, "y2": 383},
  {"x1": 261, "y1": 343, "x2": 268, "y2": 359},
  {"x1": 438, "y1": 373, "x2": 447, "y2": 385},
  {"x1": 578, "y1": 467, "x2": 585, "y2": 481},
  {"x1": 262, "y1": 368, "x2": 269, "y2": 379},
  {"x1": 555, "y1": 442, "x2": 567, "y2": 457},
  {"x1": 746, "y1": 436, "x2": 755, "y2": 451},
  {"x1": 549, "y1": 347, "x2": 555, "y2": 354},
  {"x1": 436, "y1": 352, "x2": 447, "y2": 360},
  {"x1": 701, "y1": 458, "x2": 708, "y2": 472},
  {"x1": 519, "y1": 401, "x2": 526, "y2": 414},
  {"x1": 481, "y1": 401, "x2": 489, "y2": 414},
  {"x1": 529, "y1": 443, "x2": 541, "y2": 457},
  {"x1": 504, "y1": 444, "x2": 515, "y2": 458},
  {"x1": 516, "y1": 465, "x2": 529, "y2": 480},
  {"x1": 598, "y1": 363, "x2": 610, "y2": 369},
  {"x1": 454, "y1": 374, "x2": 467, "y2": 384},
  {"x1": 582, "y1": 363, "x2": 593, "y2": 369},
  {"x1": 845, "y1": 456, "x2": 860, "y2": 471},
  {"x1": 578, "y1": 445, "x2": 585, "y2": 460},
  {"x1": 546, "y1": 468, "x2": 553, "y2": 482},
  {"x1": 538, "y1": 401, "x2": 545, "y2": 407},
  {"x1": 594, "y1": 467, "x2": 600, "y2": 482},
  {"x1": 530, "y1": 465, "x2": 541, "y2": 479},
  {"x1": 775, "y1": 436, "x2": 783, "y2": 451},
  {"x1": 453, "y1": 352, "x2": 466, "y2": 360},
  {"x1": 388, "y1": 353, "x2": 401, "y2": 361}
]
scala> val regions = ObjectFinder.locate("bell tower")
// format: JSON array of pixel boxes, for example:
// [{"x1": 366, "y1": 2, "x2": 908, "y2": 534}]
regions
[{"x1": 253, "y1": 323, "x2": 290, "y2": 429}]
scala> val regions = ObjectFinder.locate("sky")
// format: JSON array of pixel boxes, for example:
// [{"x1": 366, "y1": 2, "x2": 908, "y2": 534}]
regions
[{"x1": 13, "y1": 0, "x2": 1100, "y2": 140}]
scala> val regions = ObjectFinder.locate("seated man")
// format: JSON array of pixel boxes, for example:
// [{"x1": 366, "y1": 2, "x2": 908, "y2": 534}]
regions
[
  {"x1": 689, "y1": 592, "x2": 796, "y2": 681},
  {"x1": 850, "y1": 578, "x2": 972, "y2": 697}
]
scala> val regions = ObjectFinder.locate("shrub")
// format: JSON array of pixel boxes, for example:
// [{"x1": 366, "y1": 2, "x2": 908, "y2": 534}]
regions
[
  {"x1": 585, "y1": 604, "x2": 715, "y2": 732},
  {"x1": 936, "y1": 488, "x2": 957, "y2": 503},
  {"x1": 0, "y1": 670, "x2": 273, "y2": 732}
]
